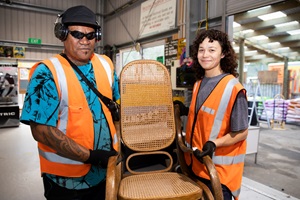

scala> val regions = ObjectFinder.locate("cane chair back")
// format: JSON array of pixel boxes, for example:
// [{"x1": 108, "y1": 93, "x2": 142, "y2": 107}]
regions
[
  {"x1": 117, "y1": 60, "x2": 203, "y2": 200},
  {"x1": 120, "y1": 60, "x2": 175, "y2": 152}
]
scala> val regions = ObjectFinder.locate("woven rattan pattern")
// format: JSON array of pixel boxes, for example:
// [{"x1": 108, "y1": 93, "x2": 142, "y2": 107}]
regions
[
  {"x1": 120, "y1": 60, "x2": 175, "y2": 152},
  {"x1": 118, "y1": 172, "x2": 202, "y2": 199}
]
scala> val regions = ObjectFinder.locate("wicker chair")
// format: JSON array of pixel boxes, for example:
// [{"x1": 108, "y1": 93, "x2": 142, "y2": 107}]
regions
[{"x1": 106, "y1": 60, "x2": 223, "y2": 200}]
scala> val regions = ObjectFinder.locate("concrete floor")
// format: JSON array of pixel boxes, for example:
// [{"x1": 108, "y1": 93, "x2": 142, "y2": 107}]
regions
[
  {"x1": 243, "y1": 123, "x2": 300, "y2": 199},
  {"x1": 0, "y1": 124, "x2": 43, "y2": 200},
  {"x1": 0, "y1": 123, "x2": 299, "y2": 200}
]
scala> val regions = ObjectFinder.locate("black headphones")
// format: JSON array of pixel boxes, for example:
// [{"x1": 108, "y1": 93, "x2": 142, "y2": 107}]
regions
[{"x1": 54, "y1": 14, "x2": 102, "y2": 42}]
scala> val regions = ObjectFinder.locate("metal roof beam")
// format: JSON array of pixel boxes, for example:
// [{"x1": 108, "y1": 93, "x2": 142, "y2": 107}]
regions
[
  {"x1": 234, "y1": 12, "x2": 300, "y2": 32},
  {"x1": 234, "y1": 0, "x2": 300, "y2": 22}
]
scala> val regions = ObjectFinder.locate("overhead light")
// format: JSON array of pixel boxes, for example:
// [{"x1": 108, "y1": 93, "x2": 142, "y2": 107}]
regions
[
  {"x1": 276, "y1": 47, "x2": 290, "y2": 52},
  {"x1": 233, "y1": 46, "x2": 248, "y2": 50},
  {"x1": 248, "y1": 35, "x2": 268, "y2": 40},
  {"x1": 265, "y1": 42, "x2": 280, "y2": 46},
  {"x1": 248, "y1": 5, "x2": 270, "y2": 13},
  {"x1": 287, "y1": 29, "x2": 300, "y2": 35},
  {"x1": 241, "y1": 29, "x2": 254, "y2": 34},
  {"x1": 245, "y1": 50, "x2": 258, "y2": 56},
  {"x1": 258, "y1": 11, "x2": 286, "y2": 21},
  {"x1": 233, "y1": 22, "x2": 241, "y2": 27},
  {"x1": 275, "y1": 21, "x2": 299, "y2": 27}
]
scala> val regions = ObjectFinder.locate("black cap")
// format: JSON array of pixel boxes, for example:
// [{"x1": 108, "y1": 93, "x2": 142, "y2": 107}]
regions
[{"x1": 61, "y1": 5, "x2": 99, "y2": 29}]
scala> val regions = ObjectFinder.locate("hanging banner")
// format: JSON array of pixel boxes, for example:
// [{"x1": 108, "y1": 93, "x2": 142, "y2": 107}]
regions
[{"x1": 139, "y1": 0, "x2": 176, "y2": 38}]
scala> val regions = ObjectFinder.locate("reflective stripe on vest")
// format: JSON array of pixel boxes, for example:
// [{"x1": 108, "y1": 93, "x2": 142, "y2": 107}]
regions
[
  {"x1": 93, "y1": 54, "x2": 118, "y2": 148},
  {"x1": 209, "y1": 78, "x2": 239, "y2": 141},
  {"x1": 95, "y1": 54, "x2": 112, "y2": 87},
  {"x1": 49, "y1": 57, "x2": 68, "y2": 134},
  {"x1": 113, "y1": 133, "x2": 118, "y2": 147},
  {"x1": 213, "y1": 154, "x2": 245, "y2": 165},
  {"x1": 232, "y1": 188, "x2": 241, "y2": 199},
  {"x1": 38, "y1": 147, "x2": 82, "y2": 164}
]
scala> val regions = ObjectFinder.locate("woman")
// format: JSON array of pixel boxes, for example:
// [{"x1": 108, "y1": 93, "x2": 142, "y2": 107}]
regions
[{"x1": 184, "y1": 29, "x2": 248, "y2": 200}]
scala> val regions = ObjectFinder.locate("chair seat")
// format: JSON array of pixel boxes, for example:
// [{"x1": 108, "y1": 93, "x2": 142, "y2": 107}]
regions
[{"x1": 118, "y1": 172, "x2": 202, "y2": 200}]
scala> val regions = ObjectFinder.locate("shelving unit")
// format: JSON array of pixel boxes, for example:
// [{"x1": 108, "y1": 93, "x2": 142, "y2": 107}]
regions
[{"x1": 267, "y1": 94, "x2": 287, "y2": 130}]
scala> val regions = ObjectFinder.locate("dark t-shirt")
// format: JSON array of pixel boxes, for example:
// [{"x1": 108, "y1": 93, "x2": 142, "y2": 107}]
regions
[{"x1": 196, "y1": 73, "x2": 248, "y2": 132}]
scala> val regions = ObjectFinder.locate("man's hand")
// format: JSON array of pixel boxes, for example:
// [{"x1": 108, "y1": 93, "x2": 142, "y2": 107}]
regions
[
  {"x1": 193, "y1": 141, "x2": 216, "y2": 163},
  {"x1": 85, "y1": 149, "x2": 117, "y2": 168},
  {"x1": 173, "y1": 100, "x2": 189, "y2": 116}
]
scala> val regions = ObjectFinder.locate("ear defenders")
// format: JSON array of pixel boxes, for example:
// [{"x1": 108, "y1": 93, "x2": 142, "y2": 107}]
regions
[{"x1": 54, "y1": 14, "x2": 102, "y2": 42}]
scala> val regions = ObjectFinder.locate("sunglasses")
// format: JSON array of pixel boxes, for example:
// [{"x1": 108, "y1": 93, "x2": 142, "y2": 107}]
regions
[{"x1": 68, "y1": 30, "x2": 96, "y2": 40}]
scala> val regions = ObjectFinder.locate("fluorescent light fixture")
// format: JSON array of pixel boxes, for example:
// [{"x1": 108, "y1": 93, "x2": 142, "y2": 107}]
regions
[
  {"x1": 275, "y1": 21, "x2": 299, "y2": 27},
  {"x1": 287, "y1": 29, "x2": 300, "y2": 35},
  {"x1": 249, "y1": 35, "x2": 268, "y2": 40},
  {"x1": 258, "y1": 11, "x2": 286, "y2": 21},
  {"x1": 241, "y1": 29, "x2": 254, "y2": 34},
  {"x1": 276, "y1": 47, "x2": 290, "y2": 52},
  {"x1": 233, "y1": 22, "x2": 241, "y2": 27},
  {"x1": 248, "y1": 5, "x2": 270, "y2": 13},
  {"x1": 233, "y1": 46, "x2": 248, "y2": 50},
  {"x1": 245, "y1": 50, "x2": 258, "y2": 56},
  {"x1": 267, "y1": 42, "x2": 280, "y2": 46}
]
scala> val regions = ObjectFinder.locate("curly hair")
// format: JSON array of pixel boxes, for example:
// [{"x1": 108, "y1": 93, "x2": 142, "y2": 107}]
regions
[{"x1": 190, "y1": 29, "x2": 239, "y2": 80}]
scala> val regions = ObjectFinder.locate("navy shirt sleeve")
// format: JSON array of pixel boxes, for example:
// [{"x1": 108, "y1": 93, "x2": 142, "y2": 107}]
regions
[{"x1": 230, "y1": 90, "x2": 249, "y2": 132}]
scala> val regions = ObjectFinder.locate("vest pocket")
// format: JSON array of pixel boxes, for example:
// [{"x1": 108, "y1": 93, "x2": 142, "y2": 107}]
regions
[
  {"x1": 69, "y1": 105, "x2": 84, "y2": 113},
  {"x1": 67, "y1": 105, "x2": 88, "y2": 142}
]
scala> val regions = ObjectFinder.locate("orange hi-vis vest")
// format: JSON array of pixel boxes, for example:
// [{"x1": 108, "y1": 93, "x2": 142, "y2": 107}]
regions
[
  {"x1": 30, "y1": 53, "x2": 119, "y2": 177},
  {"x1": 184, "y1": 75, "x2": 247, "y2": 200}
]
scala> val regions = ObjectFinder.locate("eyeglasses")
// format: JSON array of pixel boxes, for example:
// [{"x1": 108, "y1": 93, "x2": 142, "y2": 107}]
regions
[{"x1": 68, "y1": 30, "x2": 96, "y2": 40}]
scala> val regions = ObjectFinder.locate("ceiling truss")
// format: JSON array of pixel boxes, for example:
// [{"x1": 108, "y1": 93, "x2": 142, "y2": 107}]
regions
[{"x1": 233, "y1": 0, "x2": 300, "y2": 64}]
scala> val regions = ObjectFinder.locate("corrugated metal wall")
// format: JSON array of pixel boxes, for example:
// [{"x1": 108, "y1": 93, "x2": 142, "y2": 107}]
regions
[
  {"x1": 0, "y1": 0, "x2": 99, "y2": 60},
  {"x1": 103, "y1": 0, "x2": 147, "y2": 47},
  {"x1": 0, "y1": 6, "x2": 58, "y2": 59}
]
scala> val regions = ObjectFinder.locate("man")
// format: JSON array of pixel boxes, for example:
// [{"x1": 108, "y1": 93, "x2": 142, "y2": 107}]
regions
[{"x1": 20, "y1": 5, "x2": 119, "y2": 200}]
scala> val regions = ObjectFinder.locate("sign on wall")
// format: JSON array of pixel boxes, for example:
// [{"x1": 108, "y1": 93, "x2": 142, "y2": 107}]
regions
[
  {"x1": 0, "y1": 46, "x2": 25, "y2": 58},
  {"x1": 164, "y1": 38, "x2": 178, "y2": 72},
  {"x1": 0, "y1": 64, "x2": 18, "y2": 104},
  {"x1": 139, "y1": 0, "x2": 176, "y2": 38}
]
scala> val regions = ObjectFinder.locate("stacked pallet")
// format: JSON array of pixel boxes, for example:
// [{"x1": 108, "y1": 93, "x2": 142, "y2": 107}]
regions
[
  {"x1": 286, "y1": 98, "x2": 300, "y2": 124},
  {"x1": 260, "y1": 99, "x2": 289, "y2": 122}
]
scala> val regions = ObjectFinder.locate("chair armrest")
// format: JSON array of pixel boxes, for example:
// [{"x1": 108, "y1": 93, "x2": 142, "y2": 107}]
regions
[
  {"x1": 202, "y1": 155, "x2": 223, "y2": 200},
  {"x1": 174, "y1": 105, "x2": 193, "y2": 177},
  {"x1": 106, "y1": 155, "x2": 122, "y2": 200},
  {"x1": 174, "y1": 105, "x2": 192, "y2": 153}
]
